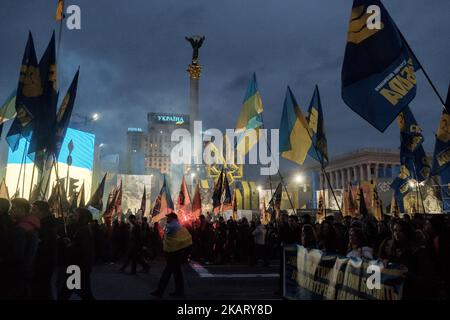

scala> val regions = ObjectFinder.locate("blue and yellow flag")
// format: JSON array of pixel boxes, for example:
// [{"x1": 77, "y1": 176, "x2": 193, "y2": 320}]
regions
[
  {"x1": 235, "y1": 73, "x2": 264, "y2": 155},
  {"x1": 306, "y1": 85, "x2": 328, "y2": 166},
  {"x1": 7, "y1": 32, "x2": 42, "y2": 151},
  {"x1": 280, "y1": 87, "x2": 312, "y2": 166},
  {"x1": 341, "y1": 0, "x2": 421, "y2": 132},
  {"x1": 398, "y1": 106, "x2": 430, "y2": 182},
  {"x1": 431, "y1": 84, "x2": 450, "y2": 175}
]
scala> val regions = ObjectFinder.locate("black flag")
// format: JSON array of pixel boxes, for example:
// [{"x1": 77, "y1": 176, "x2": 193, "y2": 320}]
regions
[{"x1": 87, "y1": 173, "x2": 106, "y2": 211}]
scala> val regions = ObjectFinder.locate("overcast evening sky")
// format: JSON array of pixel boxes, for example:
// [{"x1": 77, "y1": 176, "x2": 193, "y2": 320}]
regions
[{"x1": 0, "y1": 0, "x2": 449, "y2": 176}]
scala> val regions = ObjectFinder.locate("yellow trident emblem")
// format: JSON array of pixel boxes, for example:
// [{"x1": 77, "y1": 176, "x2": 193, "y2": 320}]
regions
[{"x1": 19, "y1": 65, "x2": 43, "y2": 97}]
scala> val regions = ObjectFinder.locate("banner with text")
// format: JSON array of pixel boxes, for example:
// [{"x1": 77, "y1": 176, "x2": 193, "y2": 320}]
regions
[{"x1": 284, "y1": 245, "x2": 405, "y2": 300}]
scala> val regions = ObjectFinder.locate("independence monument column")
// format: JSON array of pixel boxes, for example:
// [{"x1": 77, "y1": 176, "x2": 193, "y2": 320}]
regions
[{"x1": 185, "y1": 35, "x2": 205, "y2": 135}]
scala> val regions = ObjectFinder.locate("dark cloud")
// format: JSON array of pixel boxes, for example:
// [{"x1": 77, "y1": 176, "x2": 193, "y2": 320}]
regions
[{"x1": 0, "y1": 0, "x2": 449, "y2": 179}]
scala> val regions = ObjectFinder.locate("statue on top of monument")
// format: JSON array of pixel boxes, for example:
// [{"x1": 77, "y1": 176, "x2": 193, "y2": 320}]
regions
[{"x1": 185, "y1": 35, "x2": 205, "y2": 63}]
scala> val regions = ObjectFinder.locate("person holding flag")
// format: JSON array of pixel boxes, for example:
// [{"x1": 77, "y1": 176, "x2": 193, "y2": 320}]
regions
[{"x1": 151, "y1": 212, "x2": 192, "y2": 299}]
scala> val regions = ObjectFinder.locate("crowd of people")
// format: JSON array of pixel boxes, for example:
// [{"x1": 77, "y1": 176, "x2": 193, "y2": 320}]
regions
[{"x1": 0, "y1": 196, "x2": 449, "y2": 300}]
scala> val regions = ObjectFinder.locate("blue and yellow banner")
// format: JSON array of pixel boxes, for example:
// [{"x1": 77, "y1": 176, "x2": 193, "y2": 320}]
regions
[
  {"x1": 235, "y1": 73, "x2": 264, "y2": 155},
  {"x1": 341, "y1": 0, "x2": 421, "y2": 132},
  {"x1": 280, "y1": 87, "x2": 312, "y2": 166}
]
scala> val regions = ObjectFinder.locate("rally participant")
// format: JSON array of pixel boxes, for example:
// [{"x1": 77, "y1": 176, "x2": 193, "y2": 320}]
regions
[{"x1": 151, "y1": 213, "x2": 192, "y2": 298}]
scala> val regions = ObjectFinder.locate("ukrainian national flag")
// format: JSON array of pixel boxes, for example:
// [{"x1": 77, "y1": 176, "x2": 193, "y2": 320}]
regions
[
  {"x1": 235, "y1": 73, "x2": 264, "y2": 155},
  {"x1": 279, "y1": 87, "x2": 312, "y2": 166},
  {"x1": 341, "y1": 0, "x2": 421, "y2": 132},
  {"x1": 306, "y1": 85, "x2": 328, "y2": 166}
]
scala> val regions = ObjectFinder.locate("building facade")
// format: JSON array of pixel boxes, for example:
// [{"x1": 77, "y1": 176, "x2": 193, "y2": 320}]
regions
[
  {"x1": 306, "y1": 148, "x2": 401, "y2": 210},
  {"x1": 146, "y1": 112, "x2": 190, "y2": 175},
  {"x1": 315, "y1": 148, "x2": 401, "y2": 190},
  {"x1": 127, "y1": 128, "x2": 145, "y2": 153}
]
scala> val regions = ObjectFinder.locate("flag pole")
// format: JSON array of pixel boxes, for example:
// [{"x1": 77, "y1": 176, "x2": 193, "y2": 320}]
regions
[
  {"x1": 259, "y1": 118, "x2": 275, "y2": 220},
  {"x1": 399, "y1": 31, "x2": 447, "y2": 112},
  {"x1": 65, "y1": 162, "x2": 70, "y2": 198},
  {"x1": 43, "y1": 157, "x2": 55, "y2": 199},
  {"x1": 52, "y1": 152, "x2": 67, "y2": 236},
  {"x1": 56, "y1": 12, "x2": 64, "y2": 64},
  {"x1": 322, "y1": 173, "x2": 327, "y2": 218},
  {"x1": 257, "y1": 122, "x2": 297, "y2": 215},
  {"x1": 303, "y1": 121, "x2": 343, "y2": 215},
  {"x1": 15, "y1": 140, "x2": 28, "y2": 197},
  {"x1": 411, "y1": 162, "x2": 427, "y2": 214},
  {"x1": 28, "y1": 161, "x2": 36, "y2": 200}
]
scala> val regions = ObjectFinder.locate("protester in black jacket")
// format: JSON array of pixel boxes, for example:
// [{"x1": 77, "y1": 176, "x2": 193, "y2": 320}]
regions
[
  {"x1": 120, "y1": 215, "x2": 149, "y2": 274},
  {"x1": 31, "y1": 201, "x2": 58, "y2": 300},
  {"x1": 9, "y1": 198, "x2": 40, "y2": 299},
  {"x1": 0, "y1": 198, "x2": 13, "y2": 299},
  {"x1": 58, "y1": 208, "x2": 95, "y2": 300}
]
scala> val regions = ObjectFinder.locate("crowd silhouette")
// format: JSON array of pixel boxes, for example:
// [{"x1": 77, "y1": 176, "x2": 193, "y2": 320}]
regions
[{"x1": 0, "y1": 197, "x2": 449, "y2": 300}]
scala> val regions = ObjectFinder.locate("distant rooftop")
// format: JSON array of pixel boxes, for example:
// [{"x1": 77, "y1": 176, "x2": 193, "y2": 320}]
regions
[{"x1": 331, "y1": 148, "x2": 399, "y2": 161}]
